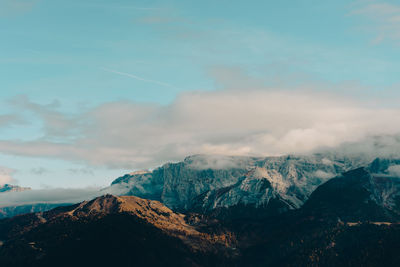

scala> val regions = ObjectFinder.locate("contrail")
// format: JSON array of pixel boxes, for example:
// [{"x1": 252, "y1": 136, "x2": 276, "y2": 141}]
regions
[
  {"x1": 101, "y1": 68, "x2": 180, "y2": 90},
  {"x1": 76, "y1": 3, "x2": 158, "y2": 10}
]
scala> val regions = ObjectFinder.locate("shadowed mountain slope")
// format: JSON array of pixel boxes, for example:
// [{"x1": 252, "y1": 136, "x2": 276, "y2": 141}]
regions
[{"x1": 0, "y1": 195, "x2": 235, "y2": 267}]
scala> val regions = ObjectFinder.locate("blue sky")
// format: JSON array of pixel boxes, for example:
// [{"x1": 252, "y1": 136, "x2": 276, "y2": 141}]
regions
[{"x1": 1, "y1": 0, "x2": 400, "y2": 188}]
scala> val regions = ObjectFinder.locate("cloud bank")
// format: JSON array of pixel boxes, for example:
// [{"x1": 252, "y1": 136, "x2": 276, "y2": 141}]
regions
[
  {"x1": 0, "y1": 183, "x2": 137, "y2": 207},
  {"x1": 1, "y1": 88, "x2": 400, "y2": 170},
  {"x1": 0, "y1": 188, "x2": 100, "y2": 207}
]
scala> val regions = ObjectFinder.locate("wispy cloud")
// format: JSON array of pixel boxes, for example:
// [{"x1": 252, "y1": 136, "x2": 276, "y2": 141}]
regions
[
  {"x1": 10, "y1": 95, "x2": 82, "y2": 140},
  {"x1": 31, "y1": 167, "x2": 49, "y2": 176},
  {"x1": 101, "y1": 68, "x2": 180, "y2": 90},
  {"x1": 0, "y1": 114, "x2": 25, "y2": 128},
  {"x1": 0, "y1": 0, "x2": 38, "y2": 17},
  {"x1": 74, "y1": 2, "x2": 158, "y2": 11},
  {"x1": 68, "y1": 168, "x2": 94, "y2": 176},
  {"x1": 351, "y1": 1, "x2": 400, "y2": 44}
]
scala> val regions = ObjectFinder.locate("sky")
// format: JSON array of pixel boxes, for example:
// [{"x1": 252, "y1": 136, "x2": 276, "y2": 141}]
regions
[{"x1": 1, "y1": 0, "x2": 400, "y2": 189}]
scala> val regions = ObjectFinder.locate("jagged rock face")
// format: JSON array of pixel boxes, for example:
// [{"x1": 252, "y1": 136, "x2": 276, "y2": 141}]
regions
[
  {"x1": 0, "y1": 184, "x2": 30, "y2": 193},
  {"x1": 110, "y1": 155, "x2": 257, "y2": 210},
  {"x1": 194, "y1": 155, "x2": 359, "y2": 212},
  {"x1": 159, "y1": 160, "x2": 252, "y2": 210},
  {"x1": 110, "y1": 170, "x2": 164, "y2": 201},
  {"x1": 110, "y1": 154, "x2": 366, "y2": 213}
]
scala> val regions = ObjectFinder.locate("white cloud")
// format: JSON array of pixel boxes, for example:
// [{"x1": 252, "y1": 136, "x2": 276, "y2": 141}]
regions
[
  {"x1": 1, "y1": 88, "x2": 400, "y2": 170},
  {"x1": 0, "y1": 167, "x2": 16, "y2": 185},
  {"x1": 312, "y1": 170, "x2": 335, "y2": 180},
  {"x1": 0, "y1": 184, "x2": 141, "y2": 207},
  {"x1": 322, "y1": 134, "x2": 400, "y2": 160},
  {"x1": 10, "y1": 95, "x2": 81, "y2": 139},
  {"x1": 388, "y1": 165, "x2": 400, "y2": 177},
  {"x1": 0, "y1": 188, "x2": 100, "y2": 207},
  {"x1": 0, "y1": 114, "x2": 25, "y2": 128},
  {"x1": 186, "y1": 155, "x2": 255, "y2": 170}
]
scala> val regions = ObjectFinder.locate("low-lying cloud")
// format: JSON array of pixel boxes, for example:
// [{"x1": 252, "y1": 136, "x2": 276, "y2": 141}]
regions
[
  {"x1": 0, "y1": 167, "x2": 16, "y2": 186},
  {"x1": 186, "y1": 155, "x2": 256, "y2": 170},
  {"x1": 311, "y1": 170, "x2": 336, "y2": 180},
  {"x1": 388, "y1": 165, "x2": 400, "y2": 177},
  {"x1": 0, "y1": 188, "x2": 99, "y2": 207},
  {"x1": 0, "y1": 184, "x2": 135, "y2": 208},
  {"x1": 1, "y1": 89, "x2": 400, "y2": 170}
]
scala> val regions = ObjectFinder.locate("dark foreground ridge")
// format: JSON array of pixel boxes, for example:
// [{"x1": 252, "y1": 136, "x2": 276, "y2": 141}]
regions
[{"x1": 0, "y1": 195, "x2": 236, "y2": 267}]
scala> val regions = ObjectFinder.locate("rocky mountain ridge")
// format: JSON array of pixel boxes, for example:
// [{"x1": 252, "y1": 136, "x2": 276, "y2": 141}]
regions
[
  {"x1": 109, "y1": 154, "x2": 368, "y2": 214},
  {"x1": 0, "y1": 154, "x2": 398, "y2": 220}
]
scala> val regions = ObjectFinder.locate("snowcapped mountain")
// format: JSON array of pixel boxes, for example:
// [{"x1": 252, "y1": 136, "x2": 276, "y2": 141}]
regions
[
  {"x1": 2, "y1": 156, "x2": 400, "y2": 266},
  {"x1": 2, "y1": 154, "x2": 398, "y2": 220},
  {"x1": 109, "y1": 154, "x2": 368, "y2": 213}
]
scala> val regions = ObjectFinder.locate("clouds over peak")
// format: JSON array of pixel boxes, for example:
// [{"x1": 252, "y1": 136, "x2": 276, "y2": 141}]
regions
[{"x1": 1, "y1": 84, "x2": 400, "y2": 170}]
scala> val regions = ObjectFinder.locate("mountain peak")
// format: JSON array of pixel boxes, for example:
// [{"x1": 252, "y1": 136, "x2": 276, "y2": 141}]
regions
[
  {"x1": 68, "y1": 195, "x2": 193, "y2": 235},
  {"x1": 72, "y1": 194, "x2": 121, "y2": 215}
]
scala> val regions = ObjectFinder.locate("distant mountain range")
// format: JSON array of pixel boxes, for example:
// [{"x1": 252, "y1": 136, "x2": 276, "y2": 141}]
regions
[
  {"x1": 0, "y1": 154, "x2": 389, "y2": 218},
  {"x1": 1, "y1": 154, "x2": 400, "y2": 266}
]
